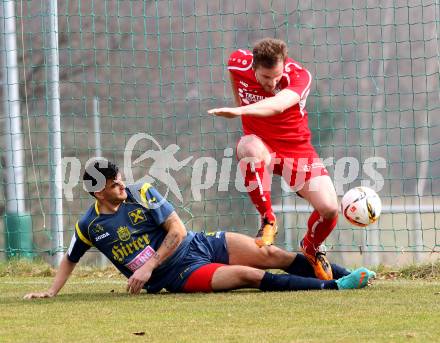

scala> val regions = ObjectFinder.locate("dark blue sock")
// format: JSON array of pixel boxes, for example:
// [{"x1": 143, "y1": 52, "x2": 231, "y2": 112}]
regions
[
  {"x1": 285, "y1": 254, "x2": 350, "y2": 280},
  {"x1": 259, "y1": 272, "x2": 338, "y2": 291},
  {"x1": 331, "y1": 263, "x2": 350, "y2": 279},
  {"x1": 284, "y1": 254, "x2": 315, "y2": 277}
]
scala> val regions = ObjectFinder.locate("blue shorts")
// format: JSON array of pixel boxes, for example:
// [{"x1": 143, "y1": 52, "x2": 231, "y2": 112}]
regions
[{"x1": 164, "y1": 231, "x2": 229, "y2": 292}]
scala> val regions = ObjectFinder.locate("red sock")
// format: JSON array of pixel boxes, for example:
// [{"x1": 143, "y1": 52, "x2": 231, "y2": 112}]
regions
[
  {"x1": 240, "y1": 160, "x2": 275, "y2": 222},
  {"x1": 303, "y1": 209, "x2": 337, "y2": 254}
]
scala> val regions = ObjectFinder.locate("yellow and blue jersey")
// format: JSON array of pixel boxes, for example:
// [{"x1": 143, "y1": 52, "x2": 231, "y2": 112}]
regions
[{"x1": 67, "y1": 182, "x2": 195, "y2": 293}]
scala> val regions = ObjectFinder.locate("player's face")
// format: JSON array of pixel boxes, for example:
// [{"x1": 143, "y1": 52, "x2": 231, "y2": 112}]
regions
[
  {"x1": 102, "y1": 173, "x2": 127, "y2": 203},
  {"x1": 254, "y1": 61, "x2": 284, "y2": 93}
]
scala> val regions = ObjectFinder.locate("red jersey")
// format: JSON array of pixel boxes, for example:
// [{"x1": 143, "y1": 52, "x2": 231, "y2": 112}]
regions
[{"x1": 228, "y1": 49, "x2": 314, "y2": 155}]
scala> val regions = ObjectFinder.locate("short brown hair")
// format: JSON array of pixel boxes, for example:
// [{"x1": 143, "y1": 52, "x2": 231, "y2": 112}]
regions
[{"x1": 252, "y1": 38, "x2": 288, "y2": 69}]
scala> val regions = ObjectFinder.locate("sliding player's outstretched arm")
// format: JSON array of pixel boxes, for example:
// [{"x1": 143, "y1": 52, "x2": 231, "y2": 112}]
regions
[
  {"x1": 126, "y1": 211, "x2": 187, "y2": 294},
  {"x1": 23, "y1": 254, "x2": 77, "y2": 299}
]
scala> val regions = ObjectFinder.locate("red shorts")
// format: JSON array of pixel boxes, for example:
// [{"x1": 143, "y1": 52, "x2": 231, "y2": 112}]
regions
[
  {"x1": 182, "y1": 263, "x2": 225, "y2": 293},
  {"x1": 237, "y1": 135, "x2": 329, "y2": 191}
]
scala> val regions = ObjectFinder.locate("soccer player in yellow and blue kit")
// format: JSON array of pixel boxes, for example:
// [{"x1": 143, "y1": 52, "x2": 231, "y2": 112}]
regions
[{"x1": 24, "y1": 159, "x2": 375, "y2": 299}]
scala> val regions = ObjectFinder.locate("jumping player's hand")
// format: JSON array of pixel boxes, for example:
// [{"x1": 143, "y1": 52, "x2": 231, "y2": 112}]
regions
[
  {"x1": 208, "y1": 107, "x2": 242, "y2": 118},
  {"x1": 126, "y1": 266, "x2": 153, "y2": 295},
  {"x1": 23, "y1": 291, "x2": 55, "y2": 300}
]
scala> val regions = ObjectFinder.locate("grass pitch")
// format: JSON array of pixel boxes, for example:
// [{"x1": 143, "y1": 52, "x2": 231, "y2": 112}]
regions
[{"x1": 1, "y1": 262, "x2": 439, "y2": 343}]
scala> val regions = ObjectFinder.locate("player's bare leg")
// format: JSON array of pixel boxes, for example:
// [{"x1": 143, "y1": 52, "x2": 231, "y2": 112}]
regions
[
  {"x1": 225, "y1": 232, "x2": 350, "y2": 280},
  {"x1": 211, "y1": 265, "x2": 264, "y2": 291},
  {"x1": 225, "y1": 232, "x2": 294, "y2": 269},
  {"x1": 237, "y1": 135, "x2": 278, "y2": 247},
  {"x1": 296, "y1": 175, "x2": 339, "y2": 280},
  {"x1": 236, "y1": 134, "x2": 272, "y2": 164}
]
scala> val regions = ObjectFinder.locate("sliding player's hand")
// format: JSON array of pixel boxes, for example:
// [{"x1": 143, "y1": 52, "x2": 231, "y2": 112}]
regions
[
  {"x1": 208, "y1": 107, "x2": 242, "y2": 118},
  {"x1": 126, "y1": 267, "x2": 153, "y2": 295},
  {"x1": 23, "y1": 291, "x2": 55, "y2": 300}
]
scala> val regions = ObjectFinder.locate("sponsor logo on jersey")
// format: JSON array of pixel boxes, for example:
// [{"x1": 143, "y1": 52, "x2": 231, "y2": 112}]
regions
[
  {"x1": 128, "y1": 208, "x2": 146, "y2": 225},
  {"x1": 125, "y1": 245, "x2": 156, "y2": 271},
  {"x1": 111, "y1": 233, "x2": 151, "y2": 263},
  {"x1": 95, "y1": 232, "x2": 110, "y2": 242},
  {"x1": 117, "y1": 226, "x2": 131, "y2": 241},
  {"x1": 239, "y1": 80, "x2": 248, "y2": 87},
  {"x1": 93, "y1": 224, "x2": 105, "y2": 234},
  {"x1": 238, "y1": 88, "x2": 266, "y2": 104}
]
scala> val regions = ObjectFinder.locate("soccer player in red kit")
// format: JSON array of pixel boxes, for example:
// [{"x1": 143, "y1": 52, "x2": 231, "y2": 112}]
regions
[{"x1": 208, "y1": 38, "x2": 339, "y2": 280}]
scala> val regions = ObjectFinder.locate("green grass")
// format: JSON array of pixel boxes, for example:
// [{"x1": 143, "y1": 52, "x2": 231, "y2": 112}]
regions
[{"x1": 1, "y1": 263, "x2": 440, "y2": 343}]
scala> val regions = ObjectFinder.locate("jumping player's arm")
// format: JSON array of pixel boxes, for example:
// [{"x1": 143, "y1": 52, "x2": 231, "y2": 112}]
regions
[
  {"x1": 208, "y1": 88, "x2": 299, "y2": 118},
  {"x1": 24, "y1": 254, "x2": 77, "y2": 299},
  {"x1": 239, "y1": 89, "x2": 299, "y2": 116},
  {"x1": 126, "y1": 211, "x2": 187, "y2": 294},
  {"x1": 229, "y1": 73, "x2": 241, "y2": 106}
]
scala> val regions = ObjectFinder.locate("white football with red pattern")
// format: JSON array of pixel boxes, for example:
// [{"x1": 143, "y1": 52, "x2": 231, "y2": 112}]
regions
[{"x1": 341, "y1": 187, "x2": 382, "y2": 227}]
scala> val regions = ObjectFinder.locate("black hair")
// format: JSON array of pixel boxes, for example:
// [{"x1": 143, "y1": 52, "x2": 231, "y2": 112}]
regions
[{"x1": 82, "y1": 159, "x2": 119, "y2": 197}]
